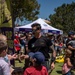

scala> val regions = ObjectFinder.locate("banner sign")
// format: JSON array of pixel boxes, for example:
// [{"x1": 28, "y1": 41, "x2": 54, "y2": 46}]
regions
[{"x1": 0, "y1": 27, "x2": 14, "y2": 54}]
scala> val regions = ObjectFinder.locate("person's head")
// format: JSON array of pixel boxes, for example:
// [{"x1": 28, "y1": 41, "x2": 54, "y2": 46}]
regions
[
  {"x1": 0, "y1": 34, "x2": 7, "y2": 42},
  {"x1": 65, "y1": 49, "x2": 72, "y2": 57},
  {"x1": 26, "y1": 34, "x2": 32, "y2": 41},
  {"x1": 31, "y1": 23, "x2": 41, "y2": 35},
  {"x1": 20, "y1": 34, "x2": 26, "y2": 38},
  {"x1": 57, "y1": 34, "x2": 62, "y2": 41},
  {"x1": 29, "y1": 52, "x2": 45, "y2": 66},
  {"x1": 0, "y1": 40, "x2": 8, "y2": 57},
  {"x1": 47, "y1": 33, "x2": 54, "y2": 40},
  {"x1": 15, "y1": 35, "x2": 19, "y2": 40},
  {"x1": 68, "y1": 31, "x2": 75, "y2": 39}
]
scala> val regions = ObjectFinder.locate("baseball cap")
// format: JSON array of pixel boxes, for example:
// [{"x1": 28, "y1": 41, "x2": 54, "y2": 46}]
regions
[
  {"x1": 28, "y1": 52, "x2": 45, "y2": 64},
  {"x1": 68, "y1": 31, "x2": 75, "y2": 36}
]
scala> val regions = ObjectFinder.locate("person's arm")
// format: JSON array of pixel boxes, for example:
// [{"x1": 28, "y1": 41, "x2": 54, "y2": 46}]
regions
[
  {"x1": 8, "y1": 54, "x2": 18, "y2": 60},
  {"x1": 26, "y1": 44, "x2": 30, "y2": 53},
  {"x1": 68, "y1": 45, "x2": 75, "y2": 50},
  {"x1": 3, "y1": 64, "x2": 11, "y2": 75},
  {"x1": 66, "y1": 58, "x2": 73, "y2": 67},
  {"x1": 67, "y1": 41, "x2": 75, "y2": 50},
  {"x1": 50, "y1": 45, "x2": 56, "y2": 58},
  {"x1": 20, "y1": 54, "x2": 29, "y2": 60},
  {"x1": 49, "y1": 45, "x2": 56, "y2": 70}
]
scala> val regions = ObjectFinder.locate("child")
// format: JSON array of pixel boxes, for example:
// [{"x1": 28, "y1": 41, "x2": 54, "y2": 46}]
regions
[
  {"x1": 14, "y1": 36, "x2": 22, "y2": 63},
  {"x1": 0, "y1": 40, "x2": 11, "y2": 75},
  {"x1": 62, "y1": 49, "x2": 73, "y2": 75},
  {"x1": 24, "y1": 52, "x2": 48, "y2": 75},
  {"x1": 0, "y1": 34, "x2": 18, "y2": 74}
]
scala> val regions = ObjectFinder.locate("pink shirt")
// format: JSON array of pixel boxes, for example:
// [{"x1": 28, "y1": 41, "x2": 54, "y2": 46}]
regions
[{"x1": 62, "y1": 63, "x2": 71, "y2": 74}]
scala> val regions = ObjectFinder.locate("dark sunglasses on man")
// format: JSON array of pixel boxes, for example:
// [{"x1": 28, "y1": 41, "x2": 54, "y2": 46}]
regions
[{"x1": 32, "y1": 27, "x2": 41, "y2": 34}]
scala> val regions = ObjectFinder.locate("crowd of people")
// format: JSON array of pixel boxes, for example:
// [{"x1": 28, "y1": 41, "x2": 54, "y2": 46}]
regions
[{"x1": 0, "y1": 23, "x2": 75, "y2": 75}]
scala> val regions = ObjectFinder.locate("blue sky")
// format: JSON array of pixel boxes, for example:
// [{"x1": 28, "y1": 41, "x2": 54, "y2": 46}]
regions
[
  {"x1": 15, "y1": 0, "x2": 75, "y2": 26},
  {"x1": 37, "y1": 0, "x2": 75, "y2": 19}
]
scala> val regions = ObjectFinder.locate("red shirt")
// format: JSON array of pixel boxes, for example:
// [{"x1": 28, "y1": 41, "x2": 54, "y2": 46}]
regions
[
  {"x1": 14, "y1": 39, "x2": 20, "y2": 51},
  {"x1": 24, "y1": 66, "x2": 48, "y2": 75}
]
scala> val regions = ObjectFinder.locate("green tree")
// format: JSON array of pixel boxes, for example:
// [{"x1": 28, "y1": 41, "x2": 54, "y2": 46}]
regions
[
  {"x1": 49, "y1": 2, "x2": 75, "y2": 33},
  {"x1": 10, "y1": 0, "x2": 40, "y2": 21}
]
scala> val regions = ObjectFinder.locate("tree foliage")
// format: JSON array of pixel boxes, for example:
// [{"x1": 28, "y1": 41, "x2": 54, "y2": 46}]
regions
[
  {"x1": 49, "y1": 2, "x2": 75, "y2": 33},
  {"x1": 10, "y1": 0, "x2": 40, "y2": 21}
]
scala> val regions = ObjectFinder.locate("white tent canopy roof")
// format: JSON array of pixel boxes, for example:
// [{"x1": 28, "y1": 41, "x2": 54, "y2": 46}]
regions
[{"x1": 15, "y1": 18, "x2": 63, "y2": 34}]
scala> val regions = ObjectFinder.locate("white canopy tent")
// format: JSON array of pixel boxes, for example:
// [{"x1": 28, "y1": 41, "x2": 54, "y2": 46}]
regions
[{"x1": 15, "y1": 18, "x2": 63, "y2": 34}]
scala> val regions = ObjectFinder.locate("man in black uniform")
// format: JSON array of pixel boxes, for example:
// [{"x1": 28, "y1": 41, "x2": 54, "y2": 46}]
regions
[{"x1": 27, "y1": 23, "x2": 56, "y2": 74}]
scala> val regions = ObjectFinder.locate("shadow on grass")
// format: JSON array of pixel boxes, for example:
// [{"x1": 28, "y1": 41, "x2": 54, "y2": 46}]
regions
[{"x1": 56, "y1": 70, "x2": 62, "y2": 74}]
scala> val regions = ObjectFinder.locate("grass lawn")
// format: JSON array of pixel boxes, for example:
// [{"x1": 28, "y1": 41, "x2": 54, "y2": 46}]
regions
[
  {"x1": 51, "y1": 62, "x2": 63, "y2": 75},
  {"x1": 15, "y1": 60, "x2": 25, "y2": 68},
  {"x1": 15, "y1": 60, "x2": 63, "y2": 75}
]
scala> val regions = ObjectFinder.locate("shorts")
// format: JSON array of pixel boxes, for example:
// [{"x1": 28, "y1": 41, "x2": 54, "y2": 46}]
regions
[{"x1": 63, "y1": 70, "x2": 71, "y2": 75}]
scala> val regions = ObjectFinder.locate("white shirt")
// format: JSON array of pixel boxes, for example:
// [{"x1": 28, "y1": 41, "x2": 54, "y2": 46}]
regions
[{"x1": 0, "y1": 57, "x2": 10, "y2": 75}]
